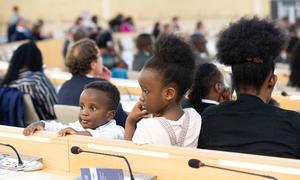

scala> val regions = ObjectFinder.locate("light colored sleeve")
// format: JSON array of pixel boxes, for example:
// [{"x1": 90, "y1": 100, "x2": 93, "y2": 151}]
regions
[
  {"x1": 86, "y1": 126, "x2": 125, "y2": 139},
  {"x1": 42, "y1": 120, "x2": 66, "y2": 132},
  {"x1": 132, "y1": 120, "x2": 152, "y2": 145}
]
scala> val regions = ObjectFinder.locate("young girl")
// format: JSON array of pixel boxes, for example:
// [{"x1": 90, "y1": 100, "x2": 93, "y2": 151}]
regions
[
  {"x1": 125, "y1": 34, "x2": 202, "y2": 148},
  {"x1": 23, "y1": 81, "x2": 124, "y2": 139},
  {"x1": 183, "y1": 63, "x2": 230, "y2": 114}
]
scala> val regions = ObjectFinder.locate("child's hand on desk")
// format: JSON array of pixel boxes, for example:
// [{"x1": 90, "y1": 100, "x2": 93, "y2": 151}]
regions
[
  {"x1": 57, "y1": 127, "x2": 77, "y2": 136},
  {"x1": 58, "y1": 128, "x2": 92, "y2": 137},
  {"x1": 23, "y1": 122, "x2": 45, "y2": 136}
]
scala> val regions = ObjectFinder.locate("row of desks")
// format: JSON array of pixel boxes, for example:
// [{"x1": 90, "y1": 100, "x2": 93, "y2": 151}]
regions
[{"x1": 0, "y1": 125, "x2": 300, "y2": 179}]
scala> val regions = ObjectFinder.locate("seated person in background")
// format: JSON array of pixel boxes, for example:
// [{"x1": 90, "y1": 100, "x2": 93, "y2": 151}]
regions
[
  {"x1": 190, "y1": 34, "x2": 210, "y2": 66},
  {"x1": 132, "y1": 33, "x2": 153, "y2": 71},
  {"x1": 96, "y1": 31, "x2": 126, "y2": 70},
  {"x1": 289, "y1": 41, "x2": 300, "y2": 88},
  {"x1": 58, "y1": 38, "x2": 127, "y2": 127},
  {"x1": 198, "y1": 17, "x2": 300, "y2": 159},
  {"x1": 24, "y1": 81, "x2": 124, "y2": 139},
  {"x1": 125, "y1": 34, "x2": 201, "y2": 148},
  {"x1": 182, "y1": 63, "x2": 230, "y2": 114},
  {"x1": 1, "y1": 42, "x2": 57, "y2": 120}
]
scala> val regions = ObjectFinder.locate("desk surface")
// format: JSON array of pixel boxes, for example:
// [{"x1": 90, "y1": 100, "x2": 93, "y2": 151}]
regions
[{"x1": 0, "y1": 125, "x2": 300, "y2": 179}]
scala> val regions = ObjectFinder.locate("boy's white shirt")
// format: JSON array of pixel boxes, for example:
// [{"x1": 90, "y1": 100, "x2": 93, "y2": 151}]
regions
[
  {"x1": 42, "y1": 120, "x2": 124, "y2": 139},
  {"x1": 132, "y1": 108, "x2": 202, "y2": 148}
]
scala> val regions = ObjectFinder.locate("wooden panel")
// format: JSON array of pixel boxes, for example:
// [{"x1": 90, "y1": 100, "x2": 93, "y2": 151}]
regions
[
  {"x1": 68, "y1": 135, "x2": 300, "y2": 180},
  {"x1": 0, "y1": 125, "x2": 69, "y2": 172},
  {"x1": 36, "y1": 39, "x2": 65, "y2": 71}
]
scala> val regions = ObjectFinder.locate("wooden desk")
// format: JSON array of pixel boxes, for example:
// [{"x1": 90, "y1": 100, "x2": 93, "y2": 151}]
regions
[
  {"x1": 0, "y1": 125, "x2": 69, "y2": 172},
  {"x1": 0, "y1": 125, "x2": 300, "y2": 179},
  {"x1": 272, "y1": 91, "x2": 300, "y2": 111},
  {"x1": 68, "y1": 135, "x2": 300, "y2": 180}
]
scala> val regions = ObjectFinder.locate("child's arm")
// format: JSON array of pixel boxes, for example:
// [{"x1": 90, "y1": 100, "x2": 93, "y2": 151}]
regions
[
  {"x1": 124, "y1": 101, "x2": 148, "y2": 140},
  {"x1": 23, "y1": 122, "x2": 45, "y2": 136},
  {"x1": 58, "y1": 127, "x2": 92, "y2": 137}
]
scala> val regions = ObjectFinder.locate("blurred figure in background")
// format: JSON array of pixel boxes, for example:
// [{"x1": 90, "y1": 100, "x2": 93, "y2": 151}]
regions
[
  {"x1": 132, "y1": 33, "x2": 153, "y2": 71},
  {"x1": 1, "y1": 42, "x2": 57, "y2": 120},
  {"x1": 289, "y1": 41, "x2": 300, "y2": 88},
  {"x1": 183, "y1": 63, "x2": 230, "y2": 114},
  {"x1": 120, "y1": 16, "x2": 135, "y2": 32},
  {"x1": 11, "y1": 17, "x2": 32, "y2": 42},
  {"x1": 109, "y1": 13, "x2": 124, "y2": 32},
  {"x1": 7, "y1": 5, "x2": 21, "y2": 42},
  {"x1": 31, "y1": 20, "x2": 47, "y2": 41},
  {"x1": 152, "y1": 22, "x2": 161, "y2": 39},
  {"x1": 194, "y1": 20, "x2": 206, "y2": 35},
  {"x1": 286, "y1": 25, "x2": 299, "y2": 63},
  {"x1": 190, "y1": 33, "x2": 210, "y2": 65},
  {"x1": 171, "y1": 16, "x2": 180, "y2": 32}
]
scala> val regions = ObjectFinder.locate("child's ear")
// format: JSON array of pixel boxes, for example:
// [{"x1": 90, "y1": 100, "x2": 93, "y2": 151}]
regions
[
  {"x1": 164, "y1": 86, "x2": 176, "y2": 101},
  {"x1": 106, "y1": 110, "x2": 116, "y2": 120}
]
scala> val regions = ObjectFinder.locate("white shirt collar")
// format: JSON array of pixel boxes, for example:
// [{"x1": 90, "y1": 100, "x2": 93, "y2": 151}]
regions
[{"x1": 201, "y1": 99, "x2": 219, "y2": 105}]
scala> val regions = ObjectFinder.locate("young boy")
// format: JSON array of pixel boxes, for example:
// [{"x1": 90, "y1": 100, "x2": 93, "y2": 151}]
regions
[{"x1": 23, "y1": 81, "x2": 124, "y2": 139}]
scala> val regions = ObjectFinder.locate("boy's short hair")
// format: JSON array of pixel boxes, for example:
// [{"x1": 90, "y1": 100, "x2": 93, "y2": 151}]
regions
[{"x1": 84, "y1": 81, "x2": 120, "y2": 110}]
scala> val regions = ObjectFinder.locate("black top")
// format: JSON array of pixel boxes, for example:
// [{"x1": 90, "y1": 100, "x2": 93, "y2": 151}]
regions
[
  {"x1": 198, "y1": 94, "x2": 300, "y2": 159},
  {"x1": 57, "y1": 75, "x2": 127, "y2": 127},
  {"x1": 181, "y1": 99, "x2": 216, "y2": 115}
]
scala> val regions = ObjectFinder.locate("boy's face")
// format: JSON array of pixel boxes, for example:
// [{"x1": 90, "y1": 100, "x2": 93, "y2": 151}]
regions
[
  {"x1": 79, "y1": 88, "x2": 114, "y2": 129},
  {"x1": 138, "y1": 68, "x2": 169, "y2": 115}
]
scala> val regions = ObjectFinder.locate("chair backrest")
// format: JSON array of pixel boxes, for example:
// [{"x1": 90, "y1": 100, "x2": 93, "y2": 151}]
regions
[
  {"x1": 54, "y1": 104, "x2": 80, "y2": 125},
  {"x1": 23, "y1": 94, "x2": 39, "y2": 127}
]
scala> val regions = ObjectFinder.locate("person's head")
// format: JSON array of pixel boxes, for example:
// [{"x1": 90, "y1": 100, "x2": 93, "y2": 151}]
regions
[
  {"x1": 75, "y1": 17, "x2": 84, "y2": 27},
  {"x1": 91, "y1": 15, "x2": 98, "y2": 24},
  {"x1": 16, "y1": 17, "x2": 26, "y2": 28},
  {"x1": 162, "y1": 23, "x2": 171, "y2": 34},
  {"x1": 66, "y1": 38, "x2": 103, "y2": 76},
  {"x1": 79, "y1": 81, "x2": 120, "y2": 129},
  {"x1": 172, "y1": 16, "x2": 179, "y2": 23},
  {"x1": 96, "y1": 31, "x2": 113, "y2": 49},
  {"x1": 216, "y1": 17, "x2": 285, "y2": 102},
  {"x1": 31, "y1": 23, "x2": 43, "y2": 36},
  {"x1": 13, "y1": 6, "x2": 19, "y2": 14},
  {"x1": 125, "y1": 17, "x2": 134, "y2": 25},
  {"x1": 136, "y1": 33, "x2": 153, "y2": 53},
  {"x1": 73, "y1": 28, "x2": 87, "y2": 42},
  {"x1": 196, "y1": 21, "x2": 203, "y2": 30},
  {"x1": 190, "y1": 33, "x2": 207, "y2": 53},
  {"x1": 138, "y1": 34, "x2": 195, "y2": 114},
  {"x1": 188, "y1": 63, "x2": 225, "y2": 114},
  {"x1": 2, "y1": 42, "x2": 43, "y2": 85}
]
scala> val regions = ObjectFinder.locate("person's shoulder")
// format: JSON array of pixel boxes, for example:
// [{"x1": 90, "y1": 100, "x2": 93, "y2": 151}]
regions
[
  {"x1": 202, "y1": 101, "x2": 230, "y2": 114},
  {"x1": 137, "y1": 117, "x2": 160, "y2": 127},
  {"x1": 273, "y1": 106, "x2": 300, "y2": 119},
  {"x1": 61, "y1": 76, "x2": 105, "y2": 87},
  {"x1": 184, "y1": 108, "x2": 201, "y2": 118}
]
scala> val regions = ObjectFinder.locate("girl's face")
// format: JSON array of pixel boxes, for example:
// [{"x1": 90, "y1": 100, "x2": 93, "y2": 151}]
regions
[{"x1": 138, "y1": 68, "x2": 169, "y2": 115}]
